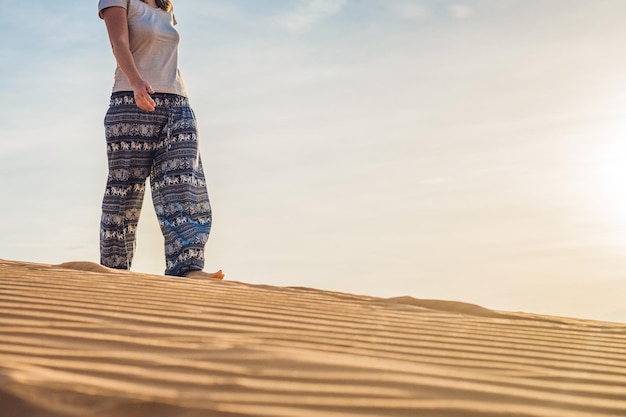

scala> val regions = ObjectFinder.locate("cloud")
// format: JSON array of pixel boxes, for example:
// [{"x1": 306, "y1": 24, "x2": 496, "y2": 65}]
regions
[
  {"x1": 420, "y1": 177, "x2": 451, "y2": 186},
  {"x1": 448, "y1": 4, "x2": 474, "y2": 19},
  {"x1": 192, "y1": 1, "x2": 245, "y2": 22},
  {"x1": 389, "y1": 2, "x2": 428, "y2": 19},
  {"x1": 274, "y1": 0, "x2": 348, "y2": 32}
]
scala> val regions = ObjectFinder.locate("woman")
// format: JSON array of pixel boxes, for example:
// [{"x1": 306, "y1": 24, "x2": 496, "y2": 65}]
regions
[{"x1": 98, "y1": 0, "x2": 223, "y2": 279}]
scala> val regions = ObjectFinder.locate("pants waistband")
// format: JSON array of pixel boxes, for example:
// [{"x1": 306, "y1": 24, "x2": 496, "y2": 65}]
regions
[{"x1": 109, "y1": 91, "x2": 189, "y2": 108}]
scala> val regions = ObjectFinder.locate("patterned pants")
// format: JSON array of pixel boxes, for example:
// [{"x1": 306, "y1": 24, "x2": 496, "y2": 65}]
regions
[{"x1": 100, "y1": 92, "x2": 212, "y2": 276}]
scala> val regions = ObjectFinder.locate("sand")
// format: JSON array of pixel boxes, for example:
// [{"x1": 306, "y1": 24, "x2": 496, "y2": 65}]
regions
[{"x1": 1, "y1": 259, "x2": 626, "y2": 417}]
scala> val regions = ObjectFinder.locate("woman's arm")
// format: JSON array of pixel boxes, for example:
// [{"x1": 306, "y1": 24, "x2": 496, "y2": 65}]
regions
[{"x1": 101, "y1": 6, "x2": 156, "y2": 111}]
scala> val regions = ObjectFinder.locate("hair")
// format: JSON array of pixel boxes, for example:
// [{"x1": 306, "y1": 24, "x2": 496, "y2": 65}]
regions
[{"x1": 140, "y1": 0, "x2": 172, "y2": 12}]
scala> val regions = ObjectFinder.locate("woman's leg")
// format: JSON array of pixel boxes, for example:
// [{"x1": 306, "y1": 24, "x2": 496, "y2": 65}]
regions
[
  {"x1": 100, "y1": 94, "x2": 164, "y2": 270},
  {"x1": 150, "y1": 102, "x2": 213, "y2": 277}
]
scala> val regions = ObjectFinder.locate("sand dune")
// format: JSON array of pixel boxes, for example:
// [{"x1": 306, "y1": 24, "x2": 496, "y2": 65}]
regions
[{"x1": 1, "y1": 259, "x2": 626, "y2": 417}]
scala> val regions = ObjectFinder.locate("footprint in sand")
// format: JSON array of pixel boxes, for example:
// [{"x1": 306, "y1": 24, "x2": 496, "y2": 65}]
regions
[
  {"x1": 54, "y1": 261, "x2": 120, "y2": 274},
  {"x1": 54, "y1": 262, "x2": 225, "y2": 280}
]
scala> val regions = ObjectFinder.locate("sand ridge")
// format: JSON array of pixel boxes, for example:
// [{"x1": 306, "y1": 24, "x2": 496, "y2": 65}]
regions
[{"x1": 1, "y1": 259, "x2": 626, "y2": 417}]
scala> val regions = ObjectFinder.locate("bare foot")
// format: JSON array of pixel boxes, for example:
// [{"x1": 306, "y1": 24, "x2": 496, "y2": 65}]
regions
[{"x1": 184, "y1": 270, "x2": 225, "y2": 280}]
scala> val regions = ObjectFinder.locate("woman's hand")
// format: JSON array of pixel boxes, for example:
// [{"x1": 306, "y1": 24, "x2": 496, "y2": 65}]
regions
[{"x1": 132, "y1": 79, "x2": 156, "y2": 112}]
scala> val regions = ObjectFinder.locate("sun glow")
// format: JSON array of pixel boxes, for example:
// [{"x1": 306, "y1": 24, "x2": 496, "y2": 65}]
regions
[{"x1": 580, "y1": 115, "x2": 626, "y2": 244}]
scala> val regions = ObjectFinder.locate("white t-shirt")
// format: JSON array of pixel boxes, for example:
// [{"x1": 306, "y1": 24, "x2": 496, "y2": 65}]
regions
[{"x1": 98, "y1": 0, "x2": 188, "y2": 97}]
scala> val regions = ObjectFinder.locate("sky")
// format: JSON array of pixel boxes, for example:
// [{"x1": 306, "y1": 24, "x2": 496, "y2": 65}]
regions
[{"x1": 2, "y1": 0, "x2": 626, "y2": 322}]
